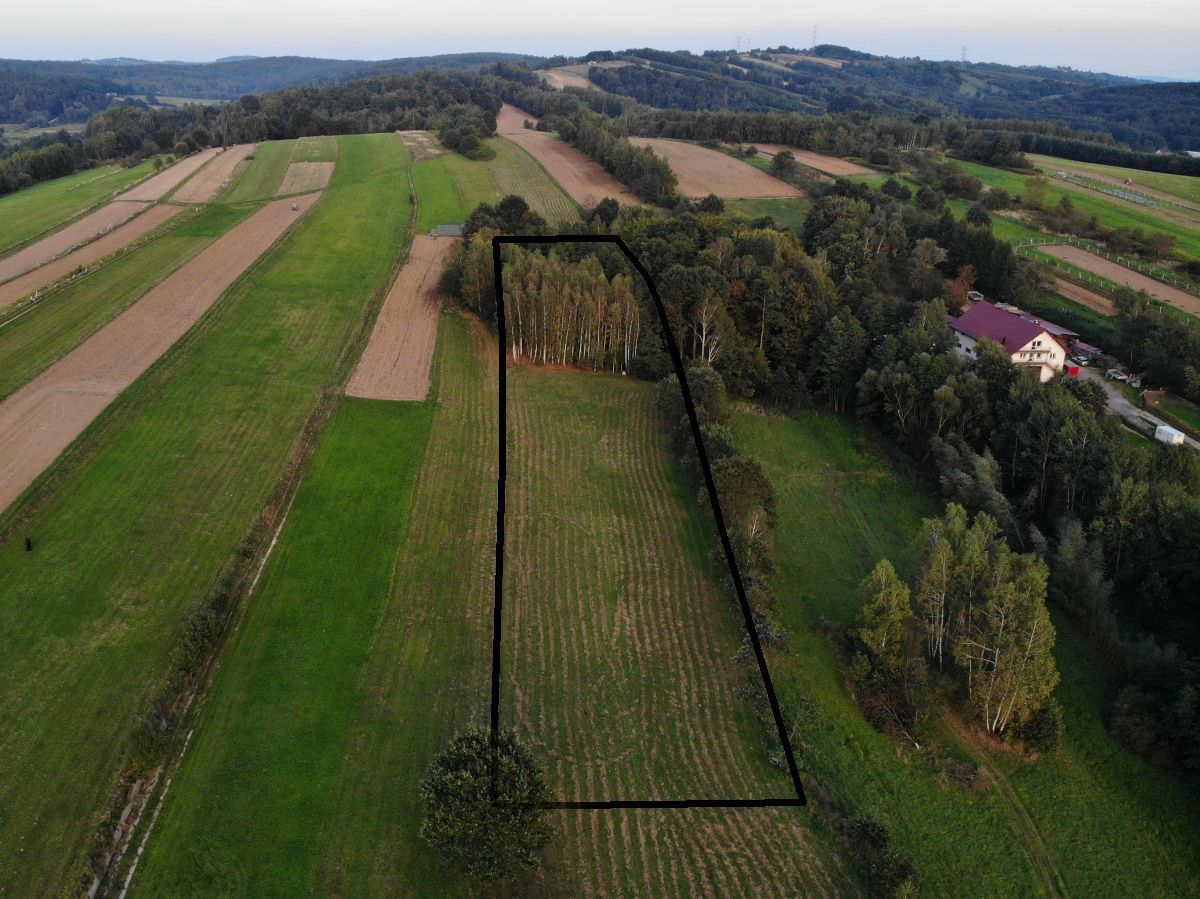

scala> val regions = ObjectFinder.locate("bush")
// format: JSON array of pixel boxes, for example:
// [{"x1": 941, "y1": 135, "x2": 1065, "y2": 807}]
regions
[
  {"x1": 1018, "y1": 698, "x2": 1065, "y2": 754},
  {"x1": 420, "y1": 728, "x2": 553, "y2": 882}
]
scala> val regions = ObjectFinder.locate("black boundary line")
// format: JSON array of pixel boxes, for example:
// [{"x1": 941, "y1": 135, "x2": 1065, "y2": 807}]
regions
[{"x1": 490, "y1": 234, "x2": 806, "y2": 809}]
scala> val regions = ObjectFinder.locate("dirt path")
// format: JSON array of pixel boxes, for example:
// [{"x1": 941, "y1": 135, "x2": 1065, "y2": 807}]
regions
[
  {"x1": 346, "y1": 235, "x2": 456, "y2": 401},
  {"x1": 0, "y1": 201, "x2": 149, "y2": 284},
  {"x1": 946, "y1": 715, "x2": 1067, "y2": 897},
  {"x1": 0, "y1": 205, "x2": 184, "y2": 310},
  {"x1": 628, "y1": 137, "x2": 803, "y2": 199},
  {"x1": 276, "y1": 162, "x2": 335, "y2": 195},
  {"x1": 171, "y1": 144, "x2": 257, "y2": 203},
  {"x1": 496, "y1": 103, "x2": 640, "y2": 208},
  {"x1": 0, "y1": 193, "x2": 320, "y2": 514},
  {"x1": 118, "y1": 147, "x2": 223, "y2": 201},
  {"x1": 752, "y1": 143, "x2": 873, "y2": 177},
  {"x1": 1040, "y1": 244, "x2": 1200, "y2": 316},
  {"x1": 1051, "y1": 278, "x2": 1115, "y2": 316}
]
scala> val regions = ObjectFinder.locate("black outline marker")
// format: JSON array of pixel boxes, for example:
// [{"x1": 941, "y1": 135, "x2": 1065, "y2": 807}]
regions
[{"x1": 490, "y1": 235, "x2": 806, "y2": 809}]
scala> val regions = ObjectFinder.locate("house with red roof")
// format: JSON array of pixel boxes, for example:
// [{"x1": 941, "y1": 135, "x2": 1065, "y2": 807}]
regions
[{"x1": 950, "y1": 301, "x2": 1068, "y2": 382}]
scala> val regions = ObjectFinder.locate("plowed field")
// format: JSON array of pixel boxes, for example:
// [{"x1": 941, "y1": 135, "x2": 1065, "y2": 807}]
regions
[
  {"x1": 0, "y1": 201, "x2": 149, "y2": 284},
  {"x1": 628, "y1": 137, "x2": 803, "y2": 198},
  {"x1": 171, "y1": 143, "x2": 257, "y2": 203}
]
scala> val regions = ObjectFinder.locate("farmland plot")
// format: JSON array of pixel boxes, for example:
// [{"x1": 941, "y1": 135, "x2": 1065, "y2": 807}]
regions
[
  {"x1": 277, "y1": 161, "x2": 336, "y2": 195},
  {"x1": 0, "y1": 201, "x2": 149, "y2": 283},
  {"x1": 628, "y1": 137, "x2": 802, "y2": 199},
  {"x1": 1040, "y1": 244, "x2": 1200, "y2": 315},
  {"x1": 118, "y1": 146, "x2": 223, "y2": 201},
  {"x1": 171, "y1": 143, "x2": 257, "y2": 203},
  {"x1": 752, "y1": 143, "x2": 873, "y2": 177},
  {"x1": 220, "y1": 140, "x2": 297, "y2": 203}
]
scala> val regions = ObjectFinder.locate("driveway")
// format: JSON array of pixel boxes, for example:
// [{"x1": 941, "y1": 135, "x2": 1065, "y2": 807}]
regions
[{"x1": 1081, "y1": 367, "x2": 1200, "y2": 451}]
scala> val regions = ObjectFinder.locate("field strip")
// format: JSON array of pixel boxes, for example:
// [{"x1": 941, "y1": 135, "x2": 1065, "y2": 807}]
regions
[
  {"x1": 117, "y1": 146, "x2": 223, "y2": 201},
  {"x1": 0, "y1": 204, "x2": 185, "y2": 310},
  {"x1": 1033, "y1": 158, "x2": 1200, "y2": 213},
  {"x1": 0, "y1": 194, "x2": 320, "y2": 514},
  {"x1": 276, "y1": 161, "x2": 336, "y2": 195},
  {"x1": 628, "y1": 137, "x2": 804, "y2": 199},
  {"x1": 752, "y1": 143, "x2": 873, "y2": 177},
  {"x1": 497, "y1": 103, "x2": 640, "y2": 207},
  {"x1": 171, "y1": 143, "x2": 258, "y2": 203},
  {"x1": 0, "y1": 201, "x2": 150, "y2": 284},
  {"x1": 1039, "y1": 244, "x2": 1200, "y2": 316},
  {"x1": 1052, "y1": 278, "x2": 1115, "y2": 316},
  {"x1": 346, "y1": 234, "x2": 457, "y2": 400}
]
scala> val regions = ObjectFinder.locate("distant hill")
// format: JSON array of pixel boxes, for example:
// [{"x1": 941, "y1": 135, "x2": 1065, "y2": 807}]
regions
[
  {"x1": 564, "y1": 45, "x2": 1198, "y2": 150},
  {"x1": 0, "y1": 52, "x2": 544, "y2": 125}
]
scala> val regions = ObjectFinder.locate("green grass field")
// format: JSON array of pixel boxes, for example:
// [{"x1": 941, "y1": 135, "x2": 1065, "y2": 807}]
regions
[
  {"x1": 1027, "y1": 154, "x2": 1200, "y2": 207},
  {"x1": 292, "y1": 135, "x2": 339, "y2": 162},
  {"x1": 412, "y1": 137, "x2": 579, "y2": 231},
  {"x1": 134, "y1": 397, "x2": 436, "y2": 895},
  {"x1": 954, "y1": 159, "x2": 1200, "y2": 261},
  {"x1": 0, "y1": 161, "x2": 156, "y2": 255},
  {"x1": 726, "y1": 196, "x2": 812, "y2": 232},
  {"x1": 1024, "y1": 292, "x2": 1117, "y2": 349},
  {"x1": 0, "y1": 205, "x2": 252, "y2": 402},
  {"x1": 219, "y1": 140, "x2": 296, "y2": 203},
  {"x1": 735, "y1": 407, "x2": 1200, "y2": 896},
  {"x1": 0, "y1": 133, "x2": 410, "y2": 894}
]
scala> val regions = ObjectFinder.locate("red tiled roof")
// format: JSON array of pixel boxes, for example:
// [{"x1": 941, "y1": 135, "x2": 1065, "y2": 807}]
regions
[{"x1": 951, "y1": 301, "x2": 1049, "y2": 354}]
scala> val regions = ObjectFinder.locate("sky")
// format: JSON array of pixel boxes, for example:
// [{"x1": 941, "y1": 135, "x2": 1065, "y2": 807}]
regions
[{"x1": 5, "y1": 0, "x2": 1200, "y2": 80}]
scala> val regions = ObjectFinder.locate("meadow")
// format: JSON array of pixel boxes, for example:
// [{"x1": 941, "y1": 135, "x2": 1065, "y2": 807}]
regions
[
  {"x1": 0, "y1": 133, "x2": 409, "y2": 894},
  {"x1": 726, "y1": 196, "x2": 812, "y2": 233},
  {"x1": 0, "y1": 204, "x2": 252, "y2": 401},
  {"x1": 0, "y1": 160, "x2": 155, "y2": 254},
  {"x1": 735, "y1": 408, "x2": 1200, "y2": 896},
  {"x1": 1027, "y1": 153, "x2": 1200, "y2": 207},
  {"x1": 218, "y1": 139, "x2": 296, "y2": 203}
]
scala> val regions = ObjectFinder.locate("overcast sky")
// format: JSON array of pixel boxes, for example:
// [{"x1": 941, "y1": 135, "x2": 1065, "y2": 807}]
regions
[{"x1": 6, "y1": 1, "x2": 1199, "y2": 79}]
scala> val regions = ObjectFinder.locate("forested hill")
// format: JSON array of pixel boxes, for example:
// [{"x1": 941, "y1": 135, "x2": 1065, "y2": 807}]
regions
[
  {"x1": 562, "y1": 46, "x2": 1200, "y2": 151},
  {"x1": 0, "y1": 53, "x2": 543, "y2": 125}
]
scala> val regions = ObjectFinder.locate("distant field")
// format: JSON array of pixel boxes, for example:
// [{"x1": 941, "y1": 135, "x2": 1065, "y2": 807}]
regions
[
  {"x1": 629, "y1": 137, "x2": 803, "y2": 199},
  {"x1": 0, "y1": 204, "x2": 252, "y2": 401},
  {"x1": 220, "y1": 139, "x2": 296, "y2": 203},
  {"x1": 0, "y1": 133, "x2": 409, "y2": 894},
  {"x1": 726, "y1": 196, "x2": 812, "y2": 232},
  {"x1": 292, "y1": 135, "x2": 340, "y2": 162},
  {"x1": 0, "y1": 161, "x2": 155, "y2": 256},
  {"x1": 735, "y1": 408, "x2": 1200, "y2": 896},
  {"x1": 1027, "y1": 153, "x2": 1200, "y2": 207}
]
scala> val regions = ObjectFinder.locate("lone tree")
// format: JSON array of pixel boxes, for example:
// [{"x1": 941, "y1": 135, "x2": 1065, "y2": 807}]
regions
[{"x1": 420, "y1": 728, "x2": 552, "y2": 882}]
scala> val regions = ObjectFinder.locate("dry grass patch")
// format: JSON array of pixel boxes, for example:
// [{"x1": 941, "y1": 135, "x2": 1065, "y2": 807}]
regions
[
  {"x1": 277, "y1": 161, "x2": 336, "y2": 196},
  {"x1": 628, "y1": 138, "x2": 803, "y2": 199}
]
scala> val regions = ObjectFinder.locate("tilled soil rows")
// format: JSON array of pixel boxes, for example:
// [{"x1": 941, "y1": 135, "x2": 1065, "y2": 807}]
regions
[{"x1": 0, "y1": 201, "x2": 150, "y2": 284}]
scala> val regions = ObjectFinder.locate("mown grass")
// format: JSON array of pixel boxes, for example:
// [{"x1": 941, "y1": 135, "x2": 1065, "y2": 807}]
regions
[
  {"x1": 726, "y1": 196, "x2": 812, "y2": 232},
  {"x1": 735, "y1": 407, "x2": 1200, "y2": 896},
  {"x1": 1024, "y1": 292, "x2": 1117, "y2": 348},
  {"x1": 1027, "y1": 153, "x2": 1200, "y2": 207},
  {"x1": 1159, "y1": 397, "x2": 1200, "y2": 434},
  {"x1": 292, "y1": 135, "x2": 339, "y2": 162},
  {"x1": 0, "y1": 133, "x2": 410, "y2": 894},
  {"x1": 134, "y1": 397, "x2": 436, "y2": 896},
  {"x1": 0, "y1": 161, "x2": 156, "y2": 255},
  {"x1": 220, "y1": 140, "x2": 296, "y2": 203},
  {"x1": 0, "y1": 205, "x2": 253, "y2": 402},
  {"x1": 954, "y1": 159, "x2": 1200, "y2": 260}
]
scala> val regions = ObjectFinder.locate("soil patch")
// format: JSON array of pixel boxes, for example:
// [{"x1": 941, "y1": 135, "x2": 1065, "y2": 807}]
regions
[
  {"x1": 628, "y1": 137, "x2": 803, "y2": 199},
  {"x1": 171, "y1": 144, "x2": 257, "y2": 203},
  {"x1": 0, "y1": 204, "x2": 184, "y2": 309},
  {"x1": 119, "y1": 147, "x2": 223, "y2": 201},
  {"x1": 0, "y1": 201, "x2": 149, "y2": 284},
  {"x1": 276, "y1": 162, "x2": 336, "y2": 196},
  {"x1": 346, "y1": 235, "x2": 456, "y2": 401},
  {"x1": 0, "y1": 194, "x2": 320, "y2": 514},
  {"x1": 1052, "y1": 278, "x2": 1115, "y2": 316},
  {"x1": 753, "y1": 143, "x2": 873, "y2": 177},
  {"x1": 1040, "y1": 244, "x2": 1200, "y2": 316}
]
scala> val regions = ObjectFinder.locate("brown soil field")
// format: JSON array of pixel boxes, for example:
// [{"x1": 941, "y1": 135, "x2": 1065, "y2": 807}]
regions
[
  {"x1": 276, "y1": 162, "x2": 336, "y2": 196},
  {"x1": 1053, "y1": 278, "x2": 1115, "y2": 316},
  {"x1": 118, "y1": 147, "x2": 223, "y2": 201},
  {"x1": 397, "y1": 130, "x2": 447, "y2": 163},
  {"x1": 0, "y1": 201, "x2": 149, "y2": 284},
  {"x1": 1040, "y1": 244, "x2": 1200, "y2": 316},
  {"x1": 171, "y1": 143, "x2": 257, "y2": 203},
  {"x1": 0, "y1": 204, "x2": 184, "y2": 309},
  {"x1": 346, "y1": 235, "x2": 456, "y2": 401},
  {"x1": 753, "y1": 143, "x2": 874, "y2": 177},
  {"x1": 628, "y1": 137, "x2": 803, "y2": 199},
  {"x1": 498, "y1": 104, "x2": 640, "y2": 208},
  {"x1": 538, "y1": 68, "x2": 600, "y2": 92},
  {"x1": 0, "y1": 193, "x2": 320, "y2": 514}
]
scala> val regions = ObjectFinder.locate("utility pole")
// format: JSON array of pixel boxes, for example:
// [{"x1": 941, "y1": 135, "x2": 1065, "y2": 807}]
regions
[
  {"x1": 812, "y1": 26, "x2": 818, "y2": 51},
  {"x1": 960, "y1": 45, "x2": 969, "y2": 63}
]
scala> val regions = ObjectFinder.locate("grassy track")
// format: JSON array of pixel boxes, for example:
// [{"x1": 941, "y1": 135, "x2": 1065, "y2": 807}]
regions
[
  {"x1": 0, "y1": 205, "x2": 253, "y2": 401},
  {"x1": 134, "y1": 398, "x2": 436, "y2": 895},
  {"x1": 735, "y1": 408, "x2": 1200, "y2": 896},
  {"x1": 501, "y1": 366, "x2": 854, "y2": 896},
  {"x1": 220, "y1": 140, "x2": 297, "y2": 203},
  {"x1": 1027, "y1": 154, "x2": 1200, "y2": 206},
  {"x1": 0, "y1": 161, "x2": 156, "y2": 255},
  {"x1": 0, "y1": 133, "x2": 408, "y2": 894},
  {"x1": 292, "y1": 135, "x2": 340, "y2": 162},
  {"x1": 726, "y1": 196, "x2": 812, "y2": 232},
  {"x1": 412, "y1": 137, "x2": 579, "y2": 231},
  {"x1": 954, "y1": 159, "x2": 1200, "y2": 260}
]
